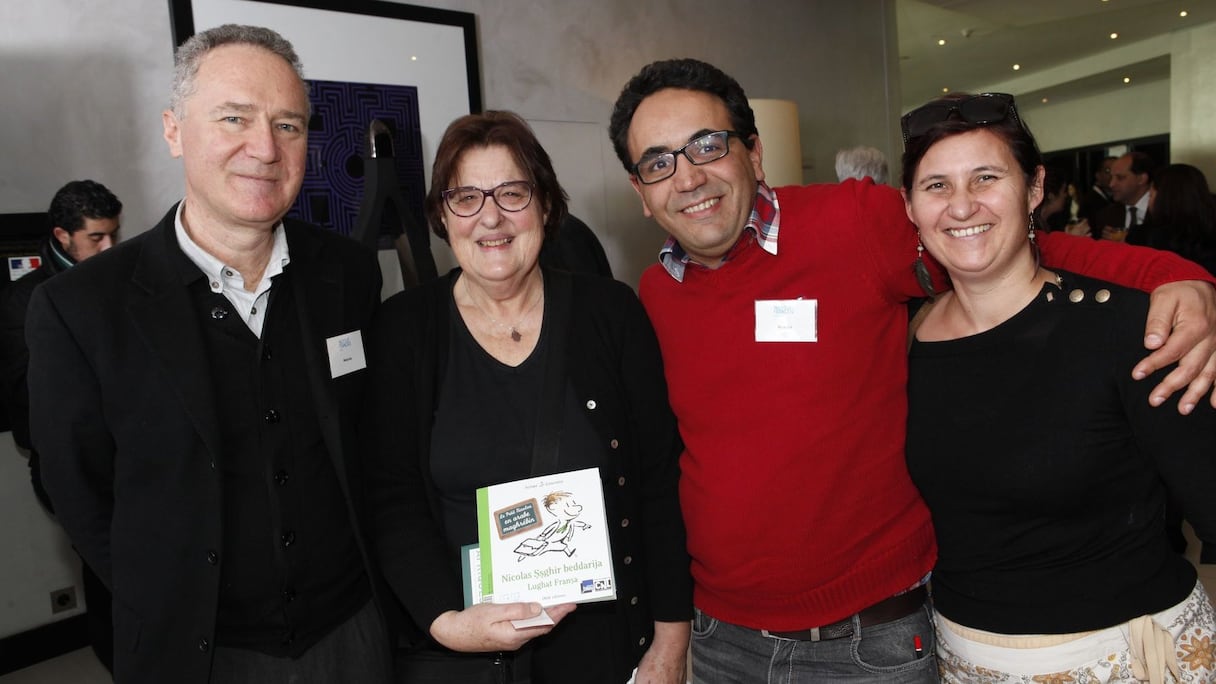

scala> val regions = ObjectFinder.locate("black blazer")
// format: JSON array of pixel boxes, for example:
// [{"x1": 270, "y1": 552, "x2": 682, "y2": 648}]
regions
[
  {"x1": 1094, "y1": 202, "x2": 1153, "y2": 244},
  {"x1": 27, "y1": 207, "x2": 386, "y2": 684},
  {"x1": 0, "y1": 239, "x2": 69, "y2": 451},
  {"x1": 365, "y1": 268, "x2": 692, "y2": 681},
  {"x1": 1076, "y1": 186, "x2": 1112, "y2": 228}
]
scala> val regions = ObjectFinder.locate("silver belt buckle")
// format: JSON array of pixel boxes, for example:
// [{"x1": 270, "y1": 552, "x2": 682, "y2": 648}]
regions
[{"x1": 760, "y1": 627, "x2": 822, "y2": 641}]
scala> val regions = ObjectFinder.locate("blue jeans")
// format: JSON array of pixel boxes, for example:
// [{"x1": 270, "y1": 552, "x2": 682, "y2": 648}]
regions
[{"x1": 691, "y1": 602, "x2": 939, "y2": 683}]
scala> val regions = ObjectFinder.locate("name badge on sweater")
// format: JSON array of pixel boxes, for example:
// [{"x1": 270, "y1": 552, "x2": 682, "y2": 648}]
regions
[
  {"x1": 326, "y1": 330, "x2": 367, "y2": 378},
  {"x1": 755, "y1": 299, "x2": 817, "y2": 342}
]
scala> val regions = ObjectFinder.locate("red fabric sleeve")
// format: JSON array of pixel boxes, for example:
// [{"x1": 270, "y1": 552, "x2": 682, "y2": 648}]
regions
[{"x1": 1040, "y1": 232, "x2": 1216, "y2": 291}]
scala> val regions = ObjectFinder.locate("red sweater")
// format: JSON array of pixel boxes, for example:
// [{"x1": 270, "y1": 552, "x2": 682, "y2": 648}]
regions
[{"x1": 639, "y1": 178, "x2": 1213, "y2": 631}]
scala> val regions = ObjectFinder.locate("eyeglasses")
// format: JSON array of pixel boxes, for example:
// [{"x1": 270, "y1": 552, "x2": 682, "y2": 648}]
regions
[
  {"x1": 900, "y1": 93, "x2": 1020, "y2": 144},
  {"x1": 632, "y1": 130, "x2": 745, "y2": 185},
  {"x1": 441, "y1": 180, "x2": 534, "y2": 217}
]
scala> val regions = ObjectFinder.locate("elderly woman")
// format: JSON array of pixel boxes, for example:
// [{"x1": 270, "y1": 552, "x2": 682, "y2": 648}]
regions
[
  {"x1": 900, "y1": 93, "x2": 1216, "y2": 682},
  {"x1": 366, "y1": 111, "x2": 691, "y2": 684}
]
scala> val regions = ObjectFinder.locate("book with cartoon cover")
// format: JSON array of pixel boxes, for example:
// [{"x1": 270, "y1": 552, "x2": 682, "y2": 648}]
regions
[{"x1": 471, "y1": 466, "x2": 616, "y2": 607}]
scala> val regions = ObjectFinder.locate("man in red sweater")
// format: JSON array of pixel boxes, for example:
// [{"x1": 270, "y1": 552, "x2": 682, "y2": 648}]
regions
[{"x1": 607, "y1": 58, "x2": 1216, "y2": 682}]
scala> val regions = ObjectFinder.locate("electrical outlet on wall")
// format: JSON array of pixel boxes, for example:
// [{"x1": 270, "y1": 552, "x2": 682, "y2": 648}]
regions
[{"x1": 50, "y1": 586, "x2": 77, "y2": 614}]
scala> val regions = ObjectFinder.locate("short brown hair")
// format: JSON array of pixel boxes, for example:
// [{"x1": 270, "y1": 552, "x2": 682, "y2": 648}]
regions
[{"x1": 425, "y1": 111, "x2": 568, "y2": 243}]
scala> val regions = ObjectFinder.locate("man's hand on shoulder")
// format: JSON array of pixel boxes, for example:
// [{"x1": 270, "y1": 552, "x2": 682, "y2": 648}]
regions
[{"x1": 1136, "y1": 280, "x2": 1216, "y2": 414}]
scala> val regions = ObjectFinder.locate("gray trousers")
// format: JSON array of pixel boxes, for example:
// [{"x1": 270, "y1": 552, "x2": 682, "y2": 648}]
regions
[{"x1": 210, "y1": 600, "x2": 391, "y2": 684}]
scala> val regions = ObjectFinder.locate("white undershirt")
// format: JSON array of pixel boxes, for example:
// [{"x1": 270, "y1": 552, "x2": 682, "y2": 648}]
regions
[{"x1": 173, "y1": 201, "x2": 290, "y2": 338}]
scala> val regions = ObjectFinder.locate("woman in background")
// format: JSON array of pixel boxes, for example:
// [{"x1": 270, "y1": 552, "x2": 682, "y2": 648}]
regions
[
  {"x1": 366, "y1": 111, "x2": 691, "y2": 684},
  {"x1": 900, "y1": 92, "x2": 1216, "y2": 682},
  {"x1": 1144, "y1": 163, "x2": 1216, "y2": 277}
]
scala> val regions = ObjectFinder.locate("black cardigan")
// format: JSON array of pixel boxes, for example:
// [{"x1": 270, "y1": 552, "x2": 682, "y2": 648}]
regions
[{"x1": 365, "y1": 268, "x2": 692, "y2": 679}]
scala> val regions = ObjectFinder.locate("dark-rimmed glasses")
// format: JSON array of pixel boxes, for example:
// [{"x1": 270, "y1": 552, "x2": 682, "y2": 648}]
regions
[
  {"x1": 632, "y1": 130, "x2": 745, "y2": 185},
  {"x1": 441, "y1": 180, "x2": 534, "y2": 217},
  {"x1": 900, "y1": 93, "x2": 1020, "y2": 145}
]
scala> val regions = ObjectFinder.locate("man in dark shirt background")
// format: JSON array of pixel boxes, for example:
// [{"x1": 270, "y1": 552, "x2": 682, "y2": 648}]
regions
[{"x1": 0, "y1": 179, "x2": 121, "y2": 672}]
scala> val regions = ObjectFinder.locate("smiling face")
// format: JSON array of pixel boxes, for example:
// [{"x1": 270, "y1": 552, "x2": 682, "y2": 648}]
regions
[
  {"x1": 625, "y1": 88, "x2": 764, "y2": 268},
  {"x1": 904, "y1": 128, "x2": 1042, "y2": 283},
  {"x1": 442, "y1": 145, "x2": 545, "y2": 289},
  {"x1": 162, "y1": 43, "x2": 309, "y2": 235}
]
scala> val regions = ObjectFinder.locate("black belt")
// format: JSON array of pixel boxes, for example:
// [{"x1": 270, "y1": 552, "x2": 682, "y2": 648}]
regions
[{"x1": 760, "y1": 585, "x2": 927, "y2": 642}]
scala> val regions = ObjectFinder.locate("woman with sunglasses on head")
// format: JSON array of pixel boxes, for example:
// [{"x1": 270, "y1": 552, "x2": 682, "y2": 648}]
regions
[
  {"x1": 364, "y1": 110, "x2": 691, "y2": 684},
  {"x1": 900, "y1": 93, "x2": 1216, "y2": 682}
]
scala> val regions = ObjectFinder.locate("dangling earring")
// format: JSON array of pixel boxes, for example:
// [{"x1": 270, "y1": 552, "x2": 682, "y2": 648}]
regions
[
  {"x1": 914, "y1": 232, "x2": 934, "y2": 297},
  {"x1": 1028, "y1": 212, "x2": 1042, "y2": 270}
]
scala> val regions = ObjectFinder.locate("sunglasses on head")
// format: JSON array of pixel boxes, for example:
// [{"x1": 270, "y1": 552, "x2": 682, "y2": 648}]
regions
[{"x1": 900, "y1": 93, "x2": 1020, "y2": 145}]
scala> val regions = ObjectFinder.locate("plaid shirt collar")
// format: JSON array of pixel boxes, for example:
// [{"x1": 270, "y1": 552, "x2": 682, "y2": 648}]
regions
[{"x1": 657, "y1": 181, "x2": 780, "y2": 282}]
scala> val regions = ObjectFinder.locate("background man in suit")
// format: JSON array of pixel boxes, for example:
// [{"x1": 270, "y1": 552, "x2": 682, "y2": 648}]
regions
[
  {"x1": 1099, "y1": 151, "x2": 1156, "y2": 243},
  {"x1": 0, "y1": 179, "x2": 121, "y2": 512},
  {"x1": 0, "y1": 179, "x2": 121, "y2": 672},
  {"x1": 1076, "y1": 155, "x2": 1115, "y2": 228},
  {"x1": 27, "y1": 25, "x2": 391, "y2": 684}
]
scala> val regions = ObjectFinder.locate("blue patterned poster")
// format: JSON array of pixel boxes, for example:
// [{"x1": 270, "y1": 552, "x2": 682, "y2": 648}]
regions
[{"x1": 289, "y1": 79, "x2": 425, "y2": 239}]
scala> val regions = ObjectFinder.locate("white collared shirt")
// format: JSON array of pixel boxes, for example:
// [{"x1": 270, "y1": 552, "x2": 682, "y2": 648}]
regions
[
  {"x1": 173, "y1": 201, "x2": 291, "y2": 338},
  {"x1": 1127, "y1": 192, "x2": 1151, "y2": 228}
]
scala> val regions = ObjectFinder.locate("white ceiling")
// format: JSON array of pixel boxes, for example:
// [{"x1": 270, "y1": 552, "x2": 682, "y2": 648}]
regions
[{"x1": 896, "y1": 0, "x2": 1216, "y2": 112}]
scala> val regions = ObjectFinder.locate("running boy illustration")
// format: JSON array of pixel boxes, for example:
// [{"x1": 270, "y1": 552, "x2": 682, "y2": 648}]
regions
[{"x1": 514, "y1": 491, "x2": 590, "y2": 559}]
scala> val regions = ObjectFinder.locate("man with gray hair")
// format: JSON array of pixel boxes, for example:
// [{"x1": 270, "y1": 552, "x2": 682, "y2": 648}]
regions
[
  {"x1": 834, "y1": 145, "x2": 889, "y2": 184},
  {"x1": 28, "y1": 25, "x2": 391, "y2": 684}
]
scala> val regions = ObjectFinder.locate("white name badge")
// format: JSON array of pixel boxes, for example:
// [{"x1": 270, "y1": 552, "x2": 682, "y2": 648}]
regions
[
  {"x1": 755, "y1": 299, "x2": 818, "y2": 342},
  {"x1": 326, "y1": 330, "x2": 367, "y2": 378}
]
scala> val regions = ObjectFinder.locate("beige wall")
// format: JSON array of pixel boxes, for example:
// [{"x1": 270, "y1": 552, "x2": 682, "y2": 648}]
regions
[
  {"x1": 1021, "y1": 78, "x2": 1170, "y2": 153},
  {"x1": 401, "y1": 0, "x2": 902, "y2": 286},
  {"x1": 1171, "y1": 21, "x2": 1216, "y2": 180}
]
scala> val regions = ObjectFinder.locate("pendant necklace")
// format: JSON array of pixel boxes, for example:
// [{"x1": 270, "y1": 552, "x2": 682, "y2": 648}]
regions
[{"x1": 464, "y1": 277, "x2": 543, "y2": 342}]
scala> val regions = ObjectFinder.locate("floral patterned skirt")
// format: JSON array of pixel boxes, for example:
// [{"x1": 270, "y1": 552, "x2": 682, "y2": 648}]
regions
[{"x1": 936, "y1": 582, "x2": 1216, "y2": 683}]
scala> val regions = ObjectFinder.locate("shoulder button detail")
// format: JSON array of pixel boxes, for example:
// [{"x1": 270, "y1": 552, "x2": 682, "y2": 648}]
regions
[
  {"x1": 1095, "y1": 289, "x2": 1111, "y2": 303},
  {"x1": 1068, "y1": 289, "x2": 1085, "y2": 303}
]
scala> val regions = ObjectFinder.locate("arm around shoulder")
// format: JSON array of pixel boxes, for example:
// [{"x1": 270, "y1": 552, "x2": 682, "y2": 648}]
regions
[{"x1": 1040, "y1": 232, "x2": 1216, "y2": 411}]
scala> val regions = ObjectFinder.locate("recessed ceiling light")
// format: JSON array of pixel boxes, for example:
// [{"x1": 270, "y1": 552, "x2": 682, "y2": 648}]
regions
[
  {"x1": 1110, "y1": 32, "x2": 1119, "y2": 40},
  {"x1": 937, "y1": 38, "x2": 947, "y2": 46},
  {"x1": 411, "y1": 55, "x2": 418, "y2": 61},
  {"x1": 942, "y1": 87, "x2": 949, "y2": 93},
  {"x1": 1041, "y1": 97, "x2": 1049, "y2": 103},
  {"x1": 1181, "y1": 10, "x2": 1189, "y2": 17},
  {"x1": 1123, "y1": 76, "x2": 1132, "y2": 84},
  {"x1": 1012, "y1": 64, "x2": 1021, "y2": 71}
]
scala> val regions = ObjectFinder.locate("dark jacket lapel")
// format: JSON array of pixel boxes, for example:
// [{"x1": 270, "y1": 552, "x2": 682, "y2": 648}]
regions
[{"x1": 126, "y1": 208, "x2": 224, "y2": 463}]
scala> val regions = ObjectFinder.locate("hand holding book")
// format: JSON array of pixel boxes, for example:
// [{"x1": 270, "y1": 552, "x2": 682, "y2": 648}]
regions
[{"x1": 428, "y1": 602, "x2": 578, "y2": 652}]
